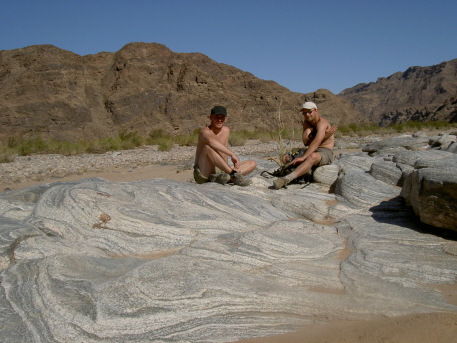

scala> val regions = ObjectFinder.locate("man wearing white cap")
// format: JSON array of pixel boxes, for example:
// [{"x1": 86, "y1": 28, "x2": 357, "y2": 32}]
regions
[{"x1": 273, "y1": 101, "x2": 337, "y2": 189}]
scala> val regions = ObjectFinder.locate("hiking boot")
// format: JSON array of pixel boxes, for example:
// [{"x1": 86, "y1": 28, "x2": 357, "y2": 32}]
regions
[
  {"x1": 209, "y1": 172, "x2": 231, "y2": 185},
  {"x1": 233, "y1": 172, "x2": 252, "y2": 186},
  {"x1": 273, "y1": 177, "x2": 289, "y2": 189}
]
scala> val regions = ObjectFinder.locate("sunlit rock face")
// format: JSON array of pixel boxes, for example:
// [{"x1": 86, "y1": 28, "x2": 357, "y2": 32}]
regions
[{"x1": 1, "y1": 140, "x2": 457, "y2": 342}]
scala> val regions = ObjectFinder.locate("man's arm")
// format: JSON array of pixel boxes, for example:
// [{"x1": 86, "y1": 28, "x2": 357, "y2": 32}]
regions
[
  {"x1": 325, "y1": 125, "x2": 337, "y2": 138},
  {"x1": 291, "y1": 121, "x2": 328, "y2": 165},
  {"x1": 200, "y1": 128, "x2": 241, "y2": 170}
]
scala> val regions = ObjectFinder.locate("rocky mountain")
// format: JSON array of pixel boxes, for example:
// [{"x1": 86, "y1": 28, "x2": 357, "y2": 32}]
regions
[
  {"x1": 0, "y1": 43, "x2": 365, "y2": 142},
  {"x1": 338, "y1": 59, "x2": 457, "y2": 126}
]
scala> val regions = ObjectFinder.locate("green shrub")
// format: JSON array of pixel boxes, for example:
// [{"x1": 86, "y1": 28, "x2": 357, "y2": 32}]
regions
[
  {"x1": 7, "y1": 135, "x2": 20, "y2": 148},
  {"x1": 0, "y1": 146, "x2": 15, "y2": 163},
  {"x1": 348, "y1": 123, "x2": 358, "y2": 132},
  {"x1": 118, "y1": 130, "x2": 144, "y2": 147},
  {"x1": 228, "y1": 135, "x2": 247, "y2": 146},
  {"x1": 16, "y1": 140, "x2": 35, "y2": 156},
  {"x1": 337, "y1": 125, "x2": 350, "y2": 135},
  {"x1": 157, "y1": 138, "x2": 175, "y2": 151},
  {"x1": 173, "y1": 130, "x2": 200, "y2": 147}
]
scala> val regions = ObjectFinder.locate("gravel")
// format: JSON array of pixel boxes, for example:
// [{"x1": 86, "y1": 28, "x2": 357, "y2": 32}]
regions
[{"x1": 0, "y1": 141, "x2": 281, "y2": 185}]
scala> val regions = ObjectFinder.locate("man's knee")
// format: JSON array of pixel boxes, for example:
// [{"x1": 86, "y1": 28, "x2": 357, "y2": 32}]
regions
[
  {"x1": 241, "y1": 160, "x2": 257, "y2": 175},
  {"x1": 310, "y1": 152, "x2": 322, "y2": 165},
  {"x1": 201, "y1": 144, "x2": 214, "y2": 155}
]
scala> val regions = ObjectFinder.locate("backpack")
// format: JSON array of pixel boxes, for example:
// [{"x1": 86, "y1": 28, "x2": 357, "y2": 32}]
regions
[{"x1": 261, "y1": 148, "x2": 314, "y2": 184}]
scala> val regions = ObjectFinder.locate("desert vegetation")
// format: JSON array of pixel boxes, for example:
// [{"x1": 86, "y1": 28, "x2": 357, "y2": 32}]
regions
[{"x1": 1, "y1": 120, "x2": 456, "y2": 163}]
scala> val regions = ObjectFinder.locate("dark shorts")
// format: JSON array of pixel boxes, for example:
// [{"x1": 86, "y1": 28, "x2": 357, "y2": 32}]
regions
[{"x1": 287, "y1": 147, "x2": 333, "y2": 167}]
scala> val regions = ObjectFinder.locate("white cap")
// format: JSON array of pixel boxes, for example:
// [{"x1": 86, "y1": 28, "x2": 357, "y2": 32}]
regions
[{"x1": 302, "y1": 102, "x2": 317, "y2": 110}]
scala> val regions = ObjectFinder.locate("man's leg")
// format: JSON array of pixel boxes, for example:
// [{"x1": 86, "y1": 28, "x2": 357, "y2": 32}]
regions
[
  {"x1": 197, "y1": 145, "x2": 233, "y2": 178},
  {"x1": 274, "y1": 152, "x2": 321, "y2": 189},
  {"x1": 222, "y1": 159, "x2": 257, "y2": 186},
  {"x1": 198, "y1": 145, "x2": 255, "y2": 186},
  {"x1": 237, "y1": 160, "x2": 257, "y2": 176},
  {"x1": 291, "y1": 152, "x2": 321, "y2": 178}
]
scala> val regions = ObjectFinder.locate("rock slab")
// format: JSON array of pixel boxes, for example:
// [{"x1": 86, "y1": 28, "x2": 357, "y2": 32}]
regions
[{"x1": 1, "y1": 143, "x2": 457, "y2": 342}]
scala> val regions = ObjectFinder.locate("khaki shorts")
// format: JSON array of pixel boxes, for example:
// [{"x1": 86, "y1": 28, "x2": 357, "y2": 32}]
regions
[
  {"x1": 315, "y1": 147, "x2": 334, "y2": 166},
  {"x1": 193, "y1": 165, "x2": 223, "y2": 184},
  {"x1": 288, "y1": 147, "x2": 333, "y2": 167}
]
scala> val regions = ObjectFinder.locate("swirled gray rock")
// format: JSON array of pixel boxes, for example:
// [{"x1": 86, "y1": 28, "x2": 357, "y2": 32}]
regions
[
  {"x1": 335, "y1": 168, "x2": 401, "y2": 207},
  {"x1": 414, "y1": 153, "x2": 457, "y2": 169},
  {"x1": 1, "y1": 154, "x2": 457, "y2": 342},
  {"x1": 429, "y1": 133, "x2": 456, "y2": 149},
  {"x1": 392, "y1": 150, "x2": 453, "y2": 167},
  {"x1": 0, "y1": 216, "x2": 43, "y2": 270},
  {"x1": 362, "y1": 135, "x2": 430, "y2": 153},
  {"x1": 312, "y1": 164, "x2": 339, "y2": 185},
  {"x1": 272, "y1": 189, "x2": 337, "y2": 223},
  {"x1": 339, "y1": 212, "x2": 457, "y2": 302},
  {"x1": 333, "y1": 154, "x2": 383, "y2": 172},
  {"x1": 369, "y1": 161, "x2": 403, "y2": 186},
  {"x1": 444, "y1": 141, "x2": 457, "y2": 153}
]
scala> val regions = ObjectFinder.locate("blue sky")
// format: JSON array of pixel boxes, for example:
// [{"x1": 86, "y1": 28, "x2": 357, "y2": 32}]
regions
[{"x1": 1, "y1": 0, "x2": 456, "y2": 94}]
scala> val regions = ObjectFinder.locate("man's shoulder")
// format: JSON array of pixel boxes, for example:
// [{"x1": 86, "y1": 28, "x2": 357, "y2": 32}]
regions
[
  {"x1": 201, "y1": 125, "x2": 230, "y2": 139},
  {"x1": 318, "y1": 116, "x2": 331, "y2": 127},
  {"x1": 320, "y1": 115, "x2": 330, "y2": 123}
]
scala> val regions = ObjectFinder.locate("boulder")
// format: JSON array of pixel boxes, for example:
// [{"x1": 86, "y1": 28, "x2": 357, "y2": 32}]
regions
[
  {"x1": 272, "y1": 189, "x2": 337, "y2": 223},
  {"x1": 443, "y1": 141, "x2": 457, "y2": 153},
  {"x1": 333, "y1": 154, "x2": 382, "y2": 172},
  {"x1": 392, "y1": 150, "x2": 453, "y2": 167},
  {"x1": 335, "y1": 168, "x2": 401, "y2": 207},
  {"x1": 401, "y1": 168, "x2": 457, "y2": 232},
  {"x1": 414, "y1": 153, "x2": 457, "y2": 169},
  {"x1": 428, "y1": 133, "x2": 456, "y2": 149},
  {"x1": 369, "y1": 161, "x2": 403, "y2": 186},
  {"x1": 312, "y1": 164, "x2": 339, "y2": 185}
]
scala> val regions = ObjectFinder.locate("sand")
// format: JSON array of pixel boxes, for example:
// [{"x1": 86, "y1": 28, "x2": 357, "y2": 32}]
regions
[
  {"x1": 1, "y1": 163, "x2": 194, "y2": 192},
  {"x1": 232, "y1": 312, "x2": 457, "y2": 343},
  {"x1": 2, "y1": 163, "x2": 457, "y2": 343}
]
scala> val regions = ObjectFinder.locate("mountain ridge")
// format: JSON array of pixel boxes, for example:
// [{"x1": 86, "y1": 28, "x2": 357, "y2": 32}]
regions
[
  {"x1": 0, "y1": 43, "x2": 365, "y2": 142},
  {"x1": 338, "y1": 58, "x2": 457, "y2": 126}
]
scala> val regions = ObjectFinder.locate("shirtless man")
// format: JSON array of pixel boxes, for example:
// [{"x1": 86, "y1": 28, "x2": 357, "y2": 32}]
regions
[
  {"x1": 273, "y1": 102, "x2": 337, "y2": 189},
  {"x1": 194, "y1": 106, "x2": 257, "y2": 186}
]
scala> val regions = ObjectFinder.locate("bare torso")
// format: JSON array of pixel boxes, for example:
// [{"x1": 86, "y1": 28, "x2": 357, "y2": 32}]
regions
[
  {"x1": 195, "y1": 125, "x2": 229, "y2": 163},
  {"x1": 303, "y1": 116, "x2": 335, "y2": 150}
]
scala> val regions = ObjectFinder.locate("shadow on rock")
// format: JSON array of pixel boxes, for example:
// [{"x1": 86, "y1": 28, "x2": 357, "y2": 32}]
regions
[{"x1": 370, "y1": 196, "x2": 457, "y2": 241}]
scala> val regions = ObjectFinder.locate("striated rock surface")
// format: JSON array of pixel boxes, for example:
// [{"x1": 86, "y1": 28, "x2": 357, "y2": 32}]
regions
[{"x1": 1, "y1": 132, "x2": 457, "y2": 342}]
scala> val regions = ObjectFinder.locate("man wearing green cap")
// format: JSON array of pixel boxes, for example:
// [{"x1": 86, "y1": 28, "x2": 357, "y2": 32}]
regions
[{"x1": 193, "y1": 106, "x2": 256, "y2": 186}]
